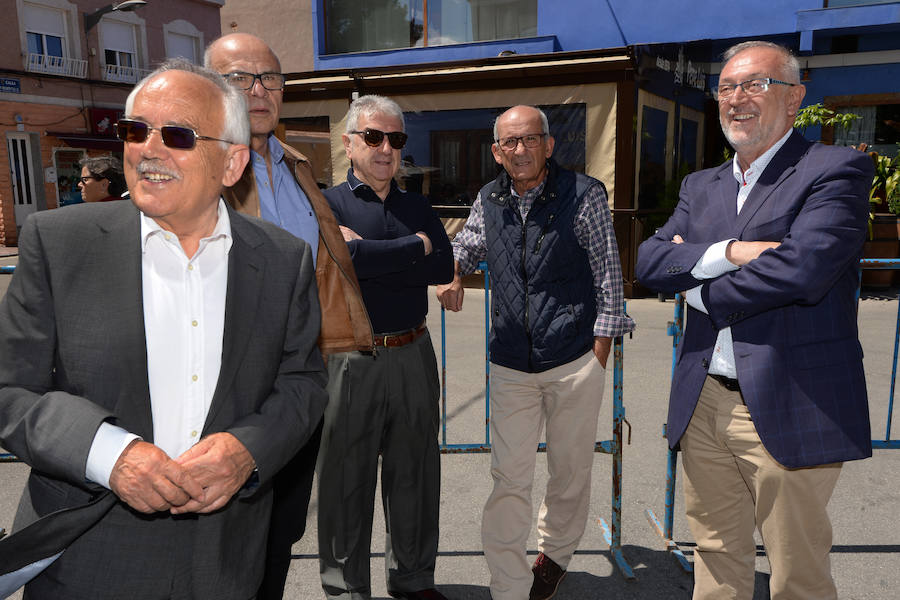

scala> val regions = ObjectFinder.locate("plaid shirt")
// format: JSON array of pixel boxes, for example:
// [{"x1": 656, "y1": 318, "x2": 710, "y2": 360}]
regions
[{"x1": 452, "y1": 177, "x2": 635, "y2": 338}]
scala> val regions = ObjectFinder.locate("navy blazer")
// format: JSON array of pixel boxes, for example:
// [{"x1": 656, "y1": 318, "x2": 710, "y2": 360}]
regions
[{"x1": 636, "y1": 131, "x2": 874, "y2": 468}]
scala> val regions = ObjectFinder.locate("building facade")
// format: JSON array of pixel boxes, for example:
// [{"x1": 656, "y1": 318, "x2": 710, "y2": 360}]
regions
[
  {"x1": 0, "y1": 0, "x2": 222, "y2": 245},
  {"x1": 221, "y1": 0, "x2": 899, "y2": 296}
]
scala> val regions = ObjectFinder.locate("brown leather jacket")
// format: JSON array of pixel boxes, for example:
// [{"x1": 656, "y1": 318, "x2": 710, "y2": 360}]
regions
[{"x1": 223, "y1": 138, "x2": 373, "y2": 355}]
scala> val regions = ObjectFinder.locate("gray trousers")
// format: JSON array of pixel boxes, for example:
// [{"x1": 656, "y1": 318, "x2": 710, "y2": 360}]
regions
[{"x1": 317, "y1": 331, "x2": 441, "y2": 600}]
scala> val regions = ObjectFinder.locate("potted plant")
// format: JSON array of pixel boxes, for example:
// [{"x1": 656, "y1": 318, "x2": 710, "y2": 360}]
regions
[{"x1": 863, "y1": 145, "x2": 900, "y2": 288}]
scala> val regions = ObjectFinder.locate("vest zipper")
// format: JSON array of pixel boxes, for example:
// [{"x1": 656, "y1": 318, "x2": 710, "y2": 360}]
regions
[
  {"x1": 520, "y1": 214, "x2": 533, "y2": 368},
  {"x1": 533, "y1": 213, "x2": 555, "y2": 253}
]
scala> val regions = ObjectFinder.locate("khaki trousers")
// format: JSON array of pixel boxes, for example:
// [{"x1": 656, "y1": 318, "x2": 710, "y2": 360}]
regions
[
  {"x1": 681, "y1": 376, "x2": 842, "y2": 600},
  {"x1": 482, "y1": 350, "x2": 606, "y2": 600}
]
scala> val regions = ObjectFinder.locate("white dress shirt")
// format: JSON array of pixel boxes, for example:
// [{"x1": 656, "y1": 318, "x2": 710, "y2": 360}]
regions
[
  {"x1": 685, "y1": 129, "x2": 793, "y2": 378},
  {"x1": 85, "y1": 200, "x2": 232, "y2": 488}
]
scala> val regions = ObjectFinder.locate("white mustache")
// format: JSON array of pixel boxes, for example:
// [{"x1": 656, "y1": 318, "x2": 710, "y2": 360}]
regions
[{"x1": 137, "y1": 161, "x2": 180, "y2": 179}]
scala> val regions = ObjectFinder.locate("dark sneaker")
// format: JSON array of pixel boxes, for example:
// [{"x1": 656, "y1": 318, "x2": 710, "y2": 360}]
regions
[
  {"x1": 529, "y1": 552, "x2": 566, "y2": 600},
  {"x1": 389, "y1": 588, "x2": 449, "y2": 600}
]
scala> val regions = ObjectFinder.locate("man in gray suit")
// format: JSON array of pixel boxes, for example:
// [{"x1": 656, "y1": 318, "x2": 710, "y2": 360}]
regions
[{"x1": 0, "y1": 59, "x2": 327, "y2": 599}]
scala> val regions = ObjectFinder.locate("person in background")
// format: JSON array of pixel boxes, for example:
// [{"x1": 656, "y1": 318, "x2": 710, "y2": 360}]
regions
[{"x1": 78, "y1": 155, "x2": 125, "y2": 202}]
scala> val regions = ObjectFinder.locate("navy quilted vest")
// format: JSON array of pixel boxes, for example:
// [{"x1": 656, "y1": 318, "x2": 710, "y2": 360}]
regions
[{"x1": 482, "y1": 160, "x2": 597, "y2": 373}]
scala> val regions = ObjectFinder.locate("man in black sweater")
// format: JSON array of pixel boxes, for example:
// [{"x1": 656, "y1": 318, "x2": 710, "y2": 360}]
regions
[{"x1": 317, "y1": 94, "x2": 454, "y2": 600}]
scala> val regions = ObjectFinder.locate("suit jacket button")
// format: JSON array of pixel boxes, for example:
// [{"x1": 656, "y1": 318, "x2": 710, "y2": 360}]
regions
[{"x1": 701, "y1": 359, "x2": 709, "y2": 368}]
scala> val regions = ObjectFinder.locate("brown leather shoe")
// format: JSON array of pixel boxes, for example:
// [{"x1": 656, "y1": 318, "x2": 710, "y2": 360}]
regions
[
  {"x1": 389, "y1": 588, "x2": 449, "y2": 600},
  {"x1": 529, "y1": 552, "x2": 566, "y2": 600}
]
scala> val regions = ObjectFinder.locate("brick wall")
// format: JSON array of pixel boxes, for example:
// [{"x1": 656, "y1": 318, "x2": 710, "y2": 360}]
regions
[{"x1": 1, "y1": 101, "x2": 96, "y2": 246}]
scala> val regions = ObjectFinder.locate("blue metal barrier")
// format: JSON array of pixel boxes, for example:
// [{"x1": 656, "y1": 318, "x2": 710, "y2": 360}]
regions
[
  {"x1": 0, "y1": 266, "x2": 17, "y2": 463},
  {"x1": 647, "y1": 258, "x2": 900, "y2": 571},
  {"x1": 439, "y1": 261, "x2": 635, "y2": 579},
  {"x1": 860, "y1": 259, "x2": 900, "y2": 449}
]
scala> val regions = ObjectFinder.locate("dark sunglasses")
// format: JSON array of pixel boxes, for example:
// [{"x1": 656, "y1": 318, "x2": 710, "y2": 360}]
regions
[
  {"x1": 350, "y1": 128, "x2": 408, "y2": 150},
  {"x1": 115, "y1": 119, "x2": 234, "y2": 150}
]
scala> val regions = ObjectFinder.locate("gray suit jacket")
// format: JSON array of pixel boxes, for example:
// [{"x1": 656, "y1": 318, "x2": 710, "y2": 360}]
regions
[{"x1": 0, "y1": 200, "x2": 327, "y2": 599}]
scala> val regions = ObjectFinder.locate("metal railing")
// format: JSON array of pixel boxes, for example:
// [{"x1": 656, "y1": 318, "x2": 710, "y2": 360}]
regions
[
  {"x1": 103, "y1": 64, "x2": 152, "y2": 84},
  {"x1": 26, "y1": 53, "x2": 87, "y2": 78}
]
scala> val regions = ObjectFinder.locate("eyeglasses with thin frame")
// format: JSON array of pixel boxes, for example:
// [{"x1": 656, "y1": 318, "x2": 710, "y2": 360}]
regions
[
  {"x1": 712, "y1": 77, "x2": 797, "y2": 101},
  {"x1": 350, "y1": 128, "x2": 408, "y2": 150},
  {"x1": 79, "y1": 175, "x2": 103, "y2": 185},
  {"x1": 115, "y1": 119, "x2": 235, "y2": 150},
  {"x1": 496, "y1": 133, "x2": 547, "y2": 152},
  {"x1": 223, "y1": 71, "x2": 286, "y2": 91}
]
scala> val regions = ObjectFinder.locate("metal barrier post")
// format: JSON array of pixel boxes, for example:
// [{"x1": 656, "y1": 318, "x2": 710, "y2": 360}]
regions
[
  {"x1": 596, "y1": 334, "x2": 636, "y2": 579},
  {"x1": 1, "y1": 267, "x2": 19, "y2": 467},
  {"x1": 861, "y1": 258, "x2": 900, "y2": 449},
  {"x1": 484, "y1": 262, "x2": 491, "y2": 447},
  {"x1": 645, "y1": 293, "x2": 692, "y2": 572}
]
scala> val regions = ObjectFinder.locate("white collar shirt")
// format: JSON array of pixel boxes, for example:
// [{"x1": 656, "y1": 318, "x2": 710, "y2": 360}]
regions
[
  {"x1": 687, "y1": 129, "x2": 793, "y2": 378},
  {"x1": 141, "y1": 199, "x2": 232, "y2": 459}
]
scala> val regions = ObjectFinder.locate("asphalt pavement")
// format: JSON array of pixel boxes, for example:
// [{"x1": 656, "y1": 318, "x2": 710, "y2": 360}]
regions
[{"x1": 1, "y1": 259, "x2": 898, "y2": 599}]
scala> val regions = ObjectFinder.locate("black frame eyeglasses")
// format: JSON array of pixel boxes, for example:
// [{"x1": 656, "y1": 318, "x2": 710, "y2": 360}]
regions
[
  {"x1": 115, "y1": 119, "x2": 235, "y2": 150},
  {"x1": 79, "y1": 175, "x2": 103, "y2": 185},
  {"x1": 496, "y1": 133, "x2": 547, "y2": 152},
  {"x1": 712, "y1": 77, "x2": 797, "y2": 100},
  {"x1": 350, "y1": 128, "x2": 408, "y2": 150},
  {"x1": 224, "y1": 71, "x2": 286, "y2": 91}
]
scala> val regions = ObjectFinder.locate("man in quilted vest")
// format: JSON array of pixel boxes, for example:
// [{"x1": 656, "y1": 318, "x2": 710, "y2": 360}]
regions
[{"x1": 438, "y1": 105, "x2": 634, "y2": 600}]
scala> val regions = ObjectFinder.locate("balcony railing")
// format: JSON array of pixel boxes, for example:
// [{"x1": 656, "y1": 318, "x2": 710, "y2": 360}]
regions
[
  {"x1": 26, "y1": 53, "x2": 87, "y2": 78},
  {"x1": 103, "y1": 63, "x2": 151, "y2": 84}
]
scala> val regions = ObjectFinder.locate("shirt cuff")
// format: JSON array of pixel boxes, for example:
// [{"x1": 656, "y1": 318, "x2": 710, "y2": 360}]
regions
[
  {"x1": 85, "y1": 422, "x2": 141, "y2": 489},
  {"x1": 592, "y1": 313, "x2": 637, "y2": 338},
  {"x1": 685, "y1": 284, "x2": 709, "y2": 314},
  {"x1": 691, "y1": 239, "x2": 739, "y2": 279}
]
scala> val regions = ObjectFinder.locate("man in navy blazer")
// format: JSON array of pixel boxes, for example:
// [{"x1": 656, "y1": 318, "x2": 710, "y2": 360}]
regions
[{"x1": 636, "y1": 41, "x2": 873, "y2": 600}]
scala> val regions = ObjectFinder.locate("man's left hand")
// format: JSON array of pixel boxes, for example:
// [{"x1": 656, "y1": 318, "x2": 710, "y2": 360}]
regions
[
  {"x1": 339, "y1": 225, "x2": 362, "y2": 242},
  {"x1": 593, "y1": 336, "x2": 612, "y2": 369},
  {"x1": 170, "y1": 432, "x2": 256, "y2": 514}
]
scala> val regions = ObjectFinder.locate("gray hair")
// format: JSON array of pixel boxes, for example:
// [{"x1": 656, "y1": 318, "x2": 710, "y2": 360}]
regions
[
  {"x1": 79, "y1": 154, "x2": 126, "y2": 197},
  {"x1": 124, "y1": 58, "x2": 250, "y2": 147},
  {"x1": 345, "y1": 94, "x2": 405, "y2": 133},
  {"x1": 493, "y1": 106, "x2": 550, "y2": 141},
  {"x1": 722, "y1": 41, "x2": 801, "y2": 83}
]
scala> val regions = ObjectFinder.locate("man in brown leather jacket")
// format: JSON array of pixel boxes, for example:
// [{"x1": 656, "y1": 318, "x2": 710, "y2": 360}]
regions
[{"x1": 206, "y1": 33, "x2": 373, "y2": 600}]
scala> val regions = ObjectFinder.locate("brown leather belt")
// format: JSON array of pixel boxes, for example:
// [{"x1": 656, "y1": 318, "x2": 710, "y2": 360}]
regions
[
  {"x1": 373, "y1": 323, "x2": 427, "y2": 348},
  {"x1": 709, "y1": 373, "x2": 741, "y2": 392}
]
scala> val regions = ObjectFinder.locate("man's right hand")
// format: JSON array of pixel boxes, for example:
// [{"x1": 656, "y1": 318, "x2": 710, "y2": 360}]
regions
[
  {"x1": 436, "y1": 273, "x2": 464, "y2": 312},
  {"x1": 726, "y1": 240, "x2": 781, "y2": 266},
  {"x1": 109, "y1": 440, "x2": 203, "y2": 514}
]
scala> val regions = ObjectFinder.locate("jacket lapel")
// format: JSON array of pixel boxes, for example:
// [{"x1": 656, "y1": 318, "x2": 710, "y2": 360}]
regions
[
  {"x1": 92, "y1": 204, "x2": 154, "y2": 440},
  {"x1": 735, "y1": 131, "x2": 812, "y2": 234},
  {"x1": 709, "y1": 163, "x2": 740, "y2": 234},
  {"x1": 203, "y1": 209, "x2": 264, "y2": 432}
]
